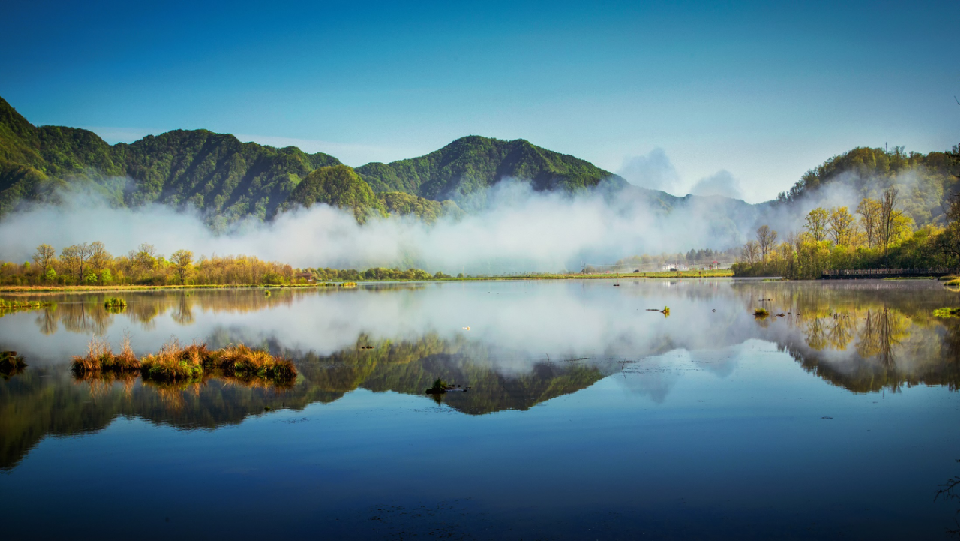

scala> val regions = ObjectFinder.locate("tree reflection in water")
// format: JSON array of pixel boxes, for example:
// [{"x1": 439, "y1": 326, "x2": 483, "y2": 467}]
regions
[{"x1": 936, "y1": 460, "x2": 960, "y2": 539}]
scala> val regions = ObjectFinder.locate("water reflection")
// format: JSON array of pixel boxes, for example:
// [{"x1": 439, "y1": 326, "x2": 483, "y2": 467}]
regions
[{"x1": 1, "y1": 280, "x2": 959, "y2": 471}]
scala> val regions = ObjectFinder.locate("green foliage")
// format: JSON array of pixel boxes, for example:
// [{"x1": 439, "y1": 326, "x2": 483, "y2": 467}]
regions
[
  {"x1": 356, "y1": 135, "x2": 625, "y2": 201},
  {"x1": 103, "y1": 297, "x2": 127, "y2": 311},
  {"x1": 777, "y1": 146, "x2": 959, "y2": 228},
  {"x1": 283, "y1": 165, "x2": 386, "y2": 222},
  {"x1": 0, "y1": 97, "x2": 341, "y2": 222},
  {"x1": 378, "y1": 191, "x2": 461, "y2": 222}
]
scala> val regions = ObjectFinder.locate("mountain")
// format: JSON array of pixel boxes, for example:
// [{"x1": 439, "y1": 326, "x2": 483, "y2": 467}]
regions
[
  {"x1": 0, "y1": 97, "x2": 342, "y2": 224},
  {"x1": 356, "y1": 135, "x2": 626, "y2": 201},
  {"x1": 3, "y1": 94, "x2": 957, "y2": 245},
  {"x1": 282, "y1": 164, "x2": 387, "y2": 223}
]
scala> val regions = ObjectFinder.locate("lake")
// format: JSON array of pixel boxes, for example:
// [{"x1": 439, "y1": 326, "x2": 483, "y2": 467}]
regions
[{"x1": 1, "y1": 279, "x2": 959, "y2": 540}]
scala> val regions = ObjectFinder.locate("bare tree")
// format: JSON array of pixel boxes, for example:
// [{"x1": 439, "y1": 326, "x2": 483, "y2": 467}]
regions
[
  {"x1": 741, "y1": 240, "x2": 760, "y2": 264},
  {"x1": 878, "y1": 188, "x2": 902, "y2": 255},
  {"x1": 857, "y1": 197, "x2": 882, "y2": 248},
  {"x1": 756, "y1": 225, "x2": 778, "y2": 262}
]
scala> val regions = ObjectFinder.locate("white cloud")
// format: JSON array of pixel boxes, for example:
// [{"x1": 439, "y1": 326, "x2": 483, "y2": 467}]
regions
[
  {"x1": 617, "y1": 148, "x2": 680, "y2": 193},
  {"x1": 689, "y1": 170, "x2": 743, "y2": 199}
]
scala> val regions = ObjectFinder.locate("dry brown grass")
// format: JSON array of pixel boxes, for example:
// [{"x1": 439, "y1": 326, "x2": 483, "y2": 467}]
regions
[
  {"x1": 140, "y1": 338, "x2": 207, "y2": 381},
  {"x1": 71, "y1": 337, "x2": 297, "y2": 384},
  {"x1": 71, "y1": 335, "x2": 140, "y2": 373},
  {"x1": 207, "y1": 344, "x2": 297, "y2": 380}
]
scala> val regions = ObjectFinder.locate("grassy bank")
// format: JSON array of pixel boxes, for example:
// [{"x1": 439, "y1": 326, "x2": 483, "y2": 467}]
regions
[
  {"x1": 1, "y1": 270, "x2": 733, "y2": 293},
  {"x1": 0, "y1": 298, "x2": 55, "y2": 316}
]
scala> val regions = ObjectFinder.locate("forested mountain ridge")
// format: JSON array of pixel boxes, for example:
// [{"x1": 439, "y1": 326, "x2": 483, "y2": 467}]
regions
[
  {"x1": 356, "y1": 135, "x2": 626, "y2": 201},
  {"x1": 2, "y1": 95, "x2": 958, "y2": 240},
  {"x1": 0, "y1": 97, "x2": 343, "y2": 225}
]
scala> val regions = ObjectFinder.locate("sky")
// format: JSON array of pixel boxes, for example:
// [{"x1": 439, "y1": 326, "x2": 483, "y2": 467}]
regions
[{"x1": 1, "y1": 0, "x2": 957, "y2": 203}]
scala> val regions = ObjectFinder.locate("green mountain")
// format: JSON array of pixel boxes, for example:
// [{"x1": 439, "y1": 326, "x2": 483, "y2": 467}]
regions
[
  {"x1": 356, "y1": 135, "x2": 626, "y2": 200},
  {"x1": 0, "y1": 96, "x2": 343, "y2": 224},
  {"x1": 282, "y1": 165, "x2": 386, "y2": 223},
  {"x1": 3, "y1": 93, "x2": 958, "y2": 239}
]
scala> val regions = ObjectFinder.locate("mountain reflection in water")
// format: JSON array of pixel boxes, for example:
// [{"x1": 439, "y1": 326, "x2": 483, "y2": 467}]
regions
[{"x1": 1, "y1": 279, "x2": 959, "y2": 472}]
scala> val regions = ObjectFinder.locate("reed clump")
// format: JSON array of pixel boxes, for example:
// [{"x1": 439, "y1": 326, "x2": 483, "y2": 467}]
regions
[
  {"x1": 754, "y1": 308, "x2": 770, "y2": 318},
  {"x1": 71, "y1": 335, "x2": 140, "y2": 374},
  {"x1": 103, "y1": 297, "x2": 127, "y2": 311},
  {"x1": 207, "y1": 344, "x2": 298, "y2": 380},
  {"x1": 140, "y1": 339, "x2": 207, "y2": 381},
  {"x1": 72, "y1": 337, "x2": 296, "y2": 383},
  {"x1": 933, "y1": 307, "x2": 960, "y2": 318}
]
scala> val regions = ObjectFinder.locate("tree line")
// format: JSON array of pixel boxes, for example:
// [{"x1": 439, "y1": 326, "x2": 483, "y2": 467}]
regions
[
  {"x1": 734, "y1": 187, "x2": 960, "y2": 278},
  {"x1": 0, "y1": 242, "x2": 462, "y2": 286}
]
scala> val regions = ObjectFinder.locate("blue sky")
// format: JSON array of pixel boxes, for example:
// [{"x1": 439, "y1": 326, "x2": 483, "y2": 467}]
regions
[{"x1": 2, "y1": 0, "x2": 957, "y2": 202}]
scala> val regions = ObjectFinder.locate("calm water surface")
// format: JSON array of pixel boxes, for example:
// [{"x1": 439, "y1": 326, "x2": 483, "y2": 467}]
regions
[{"x1": 1, "y1": 279, "x2": 959, "y2": 540}]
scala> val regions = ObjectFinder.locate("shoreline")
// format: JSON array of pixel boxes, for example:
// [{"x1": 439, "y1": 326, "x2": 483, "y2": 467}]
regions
[{"x1": 0, "y1": 270, "x2": 735, "y2": 293}]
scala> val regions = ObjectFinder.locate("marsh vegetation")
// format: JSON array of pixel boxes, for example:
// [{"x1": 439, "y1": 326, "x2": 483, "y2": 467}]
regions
[{"x1": 71, "y1": 337, "x2": 296, "y2": 383}]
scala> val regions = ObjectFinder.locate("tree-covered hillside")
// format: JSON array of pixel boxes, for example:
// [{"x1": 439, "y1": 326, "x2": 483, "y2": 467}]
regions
[
  {"x1": 282, "y1": 165, "x2": 386, "y2": 222},
  {"x1": 356, "y1": 135, "x2": 626, "y2": 201},
  {"x1": 776, "y1": 146, "x2": 959, "y2": 227},
  {"x1": 3, "y1": 93, "x2": 958, "y2": 247},
  {"x1": 0, "y1": 97, "x2": 342, "y2": 224}
]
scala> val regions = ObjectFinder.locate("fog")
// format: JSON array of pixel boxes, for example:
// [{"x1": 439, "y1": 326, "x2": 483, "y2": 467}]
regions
[
  {"x1": 0, "y1": 179, "x2": 759, "y2": 272},
  {"x1": 0, "y1": 168, "x2": 930, "y2": 271}
]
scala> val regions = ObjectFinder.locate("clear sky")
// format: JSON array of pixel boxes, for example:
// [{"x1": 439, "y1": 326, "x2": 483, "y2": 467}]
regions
[{"x1": 2, "y1": 0, "x2": 957, "y2": 202}]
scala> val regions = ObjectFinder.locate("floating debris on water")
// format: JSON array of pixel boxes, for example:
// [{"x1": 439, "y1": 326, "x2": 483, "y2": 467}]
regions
[{"x1": 425, "y1": 378, "x2": 469, "y2": 395}]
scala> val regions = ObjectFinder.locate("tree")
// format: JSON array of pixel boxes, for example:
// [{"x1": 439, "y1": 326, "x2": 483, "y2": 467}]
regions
[
  {"x1": 857, "y1": 197, "x2": 882, "y2": 248},
  {"x1": 88, "y1": 241, "x2": 111, "y2": 283},
  {"x1": 60, "y1": 243, "x2": 92, "y2": 283},
  {"x1": 132, "y1": 243, "x2": 157, "y2": 276},
  {"x1": 756, "y1": 225, "x2": 777, "y2": 262},
  {"x1": 828, "y1": 207, "x2": 855, "y2": 246},
  {"x1": 805, "y1": 208, "x2": 829, "y2": 242},
  {"x1": 741, "y1": 240, "x2": 760, "y2": 263},
  {"x1": 170, "y1": 250, "x2": 194, "y2": 285},
  {"x1": 879, "y1": 188, "x2": 904, "y2": 255},
  {"x1": 32, "y1": 244, "x2": 56, "y2": 278}
]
